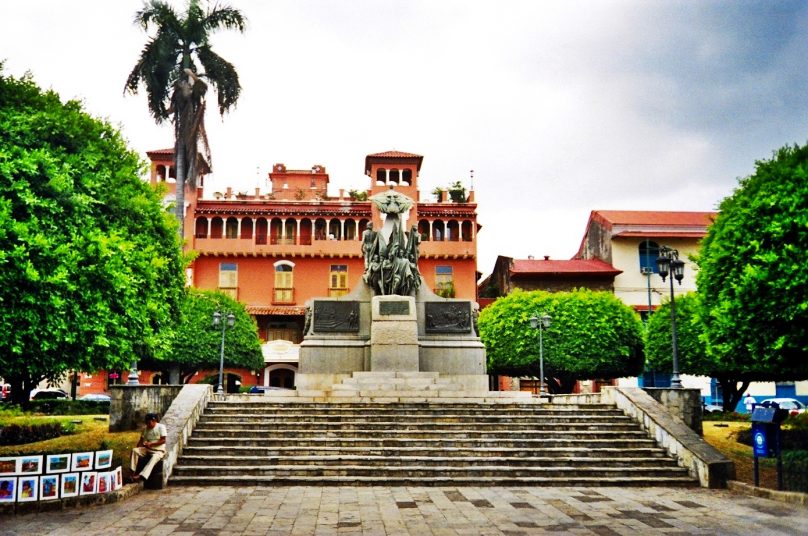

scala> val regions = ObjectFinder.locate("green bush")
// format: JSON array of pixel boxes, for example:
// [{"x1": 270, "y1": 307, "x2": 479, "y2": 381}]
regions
[
  {"x1": 783, "y1": 450, "x2": 808, "y2": 493},
  {"x1": 703, "y1": 411, "x2": 749, "y2": 422},
  {"x1": 0, "y1": 422, "x2": 63, "y2": 445},
  {"x1": 28, "y1": 399, "x2": 110, "y2": 415},
  {"x1": 735, "y1": 426, "x2": 808, "y2": 451}
]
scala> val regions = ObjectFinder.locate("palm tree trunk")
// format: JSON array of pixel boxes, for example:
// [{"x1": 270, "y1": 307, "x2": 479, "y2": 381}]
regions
[{"x1": 175, "y1": 139, "x2": 186, "y2": 240}]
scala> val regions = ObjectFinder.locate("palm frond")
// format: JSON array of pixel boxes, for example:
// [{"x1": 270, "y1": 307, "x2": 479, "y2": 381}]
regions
[
  {"x1": 196, "y1": 46, "x2": 241, "y2": 115},
  {"x1": 203, "y1": 4, "x2": 247, "y2": 33},
  {"x1": 133, "y1": 0, "x2": 181, "y2": 33}
]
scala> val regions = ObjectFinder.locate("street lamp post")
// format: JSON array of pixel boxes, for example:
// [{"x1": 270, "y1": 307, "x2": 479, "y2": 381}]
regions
[
  {"x1": 655, "y1": 246, "x2": 685, "y2": 389},
  {"x1": 212, "y1": 310, "x2": 236, "y2": 395},
  {"x1": 529, "y1": 313, "x2": 552, "y2": 396}
]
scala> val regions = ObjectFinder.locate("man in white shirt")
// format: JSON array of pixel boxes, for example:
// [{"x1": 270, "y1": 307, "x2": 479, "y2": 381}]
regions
[
  {"x1": 744, "y1": 393, "x2": 757, "y2": 413},
  {"x1": 130, "y1": 413, "x2": 167, "y2": 482}
]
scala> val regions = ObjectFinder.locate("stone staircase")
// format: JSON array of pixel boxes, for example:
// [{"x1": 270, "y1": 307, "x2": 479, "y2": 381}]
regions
[{"x1": 170, "y1": 400, "x2": 697, "y2": 487}]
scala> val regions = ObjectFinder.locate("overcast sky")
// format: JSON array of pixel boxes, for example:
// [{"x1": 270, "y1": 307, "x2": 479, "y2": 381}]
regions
[{"x1": 2, "y1": 1, "x2": 806, "y2": 275}]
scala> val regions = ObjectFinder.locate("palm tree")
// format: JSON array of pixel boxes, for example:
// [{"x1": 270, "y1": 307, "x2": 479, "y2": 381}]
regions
[{"x1": 125, "y1": 0, "x2": 246, "y2": 239}]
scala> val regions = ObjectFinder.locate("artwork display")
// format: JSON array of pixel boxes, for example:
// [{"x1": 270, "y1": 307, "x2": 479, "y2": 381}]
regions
[
  {"x1": 72, "y1": 452, "x2": 94, "y2": 471},
  {"x1": 20, "y1": 455, "x2": 43, "y2": 474},
  {"x1": 46, "y1": 453, "x2": 71, "y2": 473},
  {"x1": 0, "y1": 477, "x2": 16, "y2": 502},
  {"x1": 17, "y1": 476, "x2": 38, "y2": 502},
  {"x1": 60, "y1": 473, "x2": 79, "y2": 498},
  {"x1": 40, "y1": 475, "x2": 59, "y2": 501},
  {"x1": 0, "y1": 450, "x2": 121, "y2": 503},
  {"x1": 95, "y1": 450, "x2": 113, "y2": 470}
]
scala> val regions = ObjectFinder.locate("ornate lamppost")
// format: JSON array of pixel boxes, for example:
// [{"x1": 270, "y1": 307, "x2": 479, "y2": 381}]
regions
[
  {"x1": 212, "y1": 311, "x2": 236, "y2": 394},
  {"x1": 655, "y1": 246, "x2": 685, "y2": 389},
  {"x1": 529, "y1": 313, "x2": 552, "y2": 396}
]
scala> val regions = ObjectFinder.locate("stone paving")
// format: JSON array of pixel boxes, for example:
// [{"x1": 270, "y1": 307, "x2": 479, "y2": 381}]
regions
[{"x1": 2, "y1": 486, "x2": 807, "y2": 535}]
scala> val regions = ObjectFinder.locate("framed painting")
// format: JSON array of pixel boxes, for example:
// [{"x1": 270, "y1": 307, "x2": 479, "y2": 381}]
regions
[
  {"x1": 46, "y1": 453, "x2": 71, "y2": 474},
  {"x1": 80, "y1": 471, "x2": 97, "y2": 495},
  {"x1": 0, "y1": 457, "x2": 20, "y2": 476},
  {"x1": 17, "y1": 476, "x2": 38, "y2": 502},
  {"x1": 0, "y1": 477, "x2": 16, "y2": 503},
  {"x1": 71, "y1": 452, "x2": 94, "y2": 472},
  {"x1": 60, "y1": 473, "x2": 79, "y2": 498},
  {"x1": 95, "y1": 450, "x2": 113, "y2": 470},
  {"x1": 20, "y1": 455, "x2": 43, "y2": 475},
  {"x1": 40, "y1": 474, "x2": 59, "y2": 501},
  {"x1": 112, "y1": 466, "x2": 123, "y2": 490},
  {"x1": 97, "y1": 472, "x2": 111, "y2": 494}
]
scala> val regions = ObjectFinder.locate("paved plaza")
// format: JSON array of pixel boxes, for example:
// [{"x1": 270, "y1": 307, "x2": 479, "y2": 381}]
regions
[{"x1": 2, "y1": 485, "x2": 806, "y2": 535}]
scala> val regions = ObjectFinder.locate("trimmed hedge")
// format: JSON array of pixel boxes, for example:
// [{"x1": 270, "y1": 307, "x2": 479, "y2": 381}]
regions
[
  {"x1": 28, "y1": 400, "x2": 110, "y2": 415},
  {"x1": 0, "y1": 422, "x2": 63, "y2": 445},
  {"x1": 783, "y1": 450, "x2": 808, "y2": 493}
]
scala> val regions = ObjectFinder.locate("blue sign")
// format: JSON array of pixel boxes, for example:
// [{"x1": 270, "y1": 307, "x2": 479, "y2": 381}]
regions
[{"x1": 752, "y1": 423, "x2": 769, "y2": 457}]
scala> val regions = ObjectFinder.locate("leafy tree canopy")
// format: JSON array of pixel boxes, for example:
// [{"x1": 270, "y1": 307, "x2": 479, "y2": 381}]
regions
[
  {"x1": 479, "y1": 289, "x2": 645, "y2": 393},
  {"x1": 0, "y1": 69, "x2": 186, "y2": 404},
  {"x1": 697, "y1": 143, "x2": 808, "y2": 382},
  {"x1": 157, "y1": 289, "x2": 263, "y2": 381}
]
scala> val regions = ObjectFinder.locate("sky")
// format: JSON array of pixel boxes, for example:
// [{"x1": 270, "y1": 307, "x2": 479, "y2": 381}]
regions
[{"x1": 2, "y1": 0, "x2": 807, "y2": 275}]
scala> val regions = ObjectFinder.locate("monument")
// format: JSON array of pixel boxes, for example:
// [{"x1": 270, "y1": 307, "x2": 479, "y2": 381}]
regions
[{"x1": 297, "y1": 187, "x2": 488, "y2": 393}]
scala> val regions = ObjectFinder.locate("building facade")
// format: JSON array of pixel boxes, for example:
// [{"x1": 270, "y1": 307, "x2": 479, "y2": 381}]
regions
[{"x1": 145, "y1": 149, "x2": 481, "y2": 390}]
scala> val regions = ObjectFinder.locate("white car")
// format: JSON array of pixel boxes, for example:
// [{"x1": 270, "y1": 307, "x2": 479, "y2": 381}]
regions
[
  {"x1": 29, "y1": 388, "x2": 69, "y2": 400},
  {"x1": 759, "y1": 398, "x2": 806, "y2": 416},
  {"x1": 79, "y1": 393, "x2": 111, "y2": 402}
]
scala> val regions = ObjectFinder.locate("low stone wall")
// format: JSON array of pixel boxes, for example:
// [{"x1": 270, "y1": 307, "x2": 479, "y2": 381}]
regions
[
  {"x1": 602, "y1": 386, "x2": 734, "y2": 488},
  {"x1": 643, "y1": 387, "x2": 703, "y2": 434},
  {"x1": 159, "y1": 384, "x2": 212, "y2": 488},
  {"x1": 109, "y1": 385, "x2": 184, "y2": 432}
]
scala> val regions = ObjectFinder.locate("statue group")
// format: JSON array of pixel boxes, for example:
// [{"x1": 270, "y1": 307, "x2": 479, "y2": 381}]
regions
[{"x1": 362, "y1": 188, "x2": 422, "y2": 296}]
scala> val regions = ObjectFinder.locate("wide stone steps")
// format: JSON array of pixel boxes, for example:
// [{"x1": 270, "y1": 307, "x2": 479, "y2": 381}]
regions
[
  {"x1": 181, "y1": 445, "x2": 669, "y2": 458},
  {"x1": 171, "y1": 400, "x2": 698, "y2": 487}
]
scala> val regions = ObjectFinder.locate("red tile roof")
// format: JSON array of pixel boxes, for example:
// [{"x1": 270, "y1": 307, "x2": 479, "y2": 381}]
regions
[
  {"x1": 366, "y1": 150, "x2": 423, "y2": 159},
  {"x1": 511, "y1": 258, "x2": 621, "y2": 276},
  {"x1": 245, "y1": 305, "x2": 306, "y2": 316},
  {"x1": 594, "y1": 210, "x2": 716, "y2": 228}
]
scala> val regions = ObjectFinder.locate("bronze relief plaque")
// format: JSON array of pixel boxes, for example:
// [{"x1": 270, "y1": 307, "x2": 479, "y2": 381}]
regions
[
  {"x1": 313, "y1": 301, "x2": 360, "y2": 332},
  {"x1": 425, "y1": 302, "x2": 471, "y2": 333}
]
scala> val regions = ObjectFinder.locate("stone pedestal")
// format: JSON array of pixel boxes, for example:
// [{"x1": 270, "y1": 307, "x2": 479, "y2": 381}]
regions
[{"x1": 370, "y1": 296, "x2": 418, "y2": 371}]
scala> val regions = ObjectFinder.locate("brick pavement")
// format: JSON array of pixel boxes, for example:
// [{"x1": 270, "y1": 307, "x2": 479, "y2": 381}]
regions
[{"x1": 1, "y1": 486, "x2": 806, "y2": 535}]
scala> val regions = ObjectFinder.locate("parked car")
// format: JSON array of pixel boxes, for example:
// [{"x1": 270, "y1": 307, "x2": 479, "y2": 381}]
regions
[
  {"x1": 703, "y1": 403, "x2": 724, "y2": 414},
  {"x1": 79, "y1": 393, "x2": 111, "y2": 402},
  {"x1": 29, "y1": 388, "x2": 69, "y2": 400},
  {"x1": 759, "y1": 398, "x2": 806, "y2": 416}
]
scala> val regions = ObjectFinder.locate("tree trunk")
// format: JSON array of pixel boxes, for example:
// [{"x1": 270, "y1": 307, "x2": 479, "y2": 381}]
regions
[
  {"x1": 718, "y1": 377, "x2": 749, "y2": 413},
  {"x1": 174, "y1": 138, "x2": 187, "y2": 240}
]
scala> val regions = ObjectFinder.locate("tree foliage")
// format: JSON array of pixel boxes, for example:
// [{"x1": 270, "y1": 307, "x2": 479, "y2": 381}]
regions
[
  {"x1": 155, "y1": 289, "x2": 263, "y2": 382},
  {"x1": 479, "y1": 289, "x2": 645, "y2": 393},
  {"x1": 644, "y1": 293, "x2": 749, "y2": 411},
  {"x1": 0, "y1": 70, "x2": 186, "y2": 404},
  {"x1": 697, "y1": 143, "x2": 808, "y2": 384}
]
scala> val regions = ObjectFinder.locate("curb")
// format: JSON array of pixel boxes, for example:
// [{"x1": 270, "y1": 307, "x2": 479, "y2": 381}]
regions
[{"x1": 728, "y1": 480, "x2": 808, "y2": 507}]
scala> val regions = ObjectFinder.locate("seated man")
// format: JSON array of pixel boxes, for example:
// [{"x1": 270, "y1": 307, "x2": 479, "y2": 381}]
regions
[{"x1": 130, "y1": 413, "x2": 167, "y2": 482}]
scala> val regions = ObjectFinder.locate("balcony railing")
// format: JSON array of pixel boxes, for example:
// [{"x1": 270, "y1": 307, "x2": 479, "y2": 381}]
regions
[{"x1": 272, "y1": 288, "x2": 295, "y2": 304}]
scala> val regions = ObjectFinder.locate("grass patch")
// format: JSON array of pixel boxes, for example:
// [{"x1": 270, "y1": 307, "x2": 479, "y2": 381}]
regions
[{"x1": 703, "y1": 421, "x2": 779, "y2": 488}]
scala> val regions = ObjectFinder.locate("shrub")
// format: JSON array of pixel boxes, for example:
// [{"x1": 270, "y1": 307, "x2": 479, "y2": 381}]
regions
[
  {"x1": 783, "y1": 450, "x2": 808, "y2": 493},
  {"x1": 0, "y1": 422, "x2": 63, "y2": 445},
  {"x1": 28, "y1": 399, "x2": 110, "y2": 415}
]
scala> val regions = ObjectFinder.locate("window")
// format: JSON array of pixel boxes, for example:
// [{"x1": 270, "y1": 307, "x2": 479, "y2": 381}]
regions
[
  {"x1": 274, "y1": 262, "x2": 294, "y2": 303},
  {"x1": 639, "y1": 240, "x2": 660, "y2": 274},
  {"x1": 219, "y1": 263, "x2": 238, "y2": 299},
  {"x1": 329, "y1": 265, "x2": 349, "y2": 297},
  {"x1": 435, "y1": 265, "x2": 454, "y2": 297}
]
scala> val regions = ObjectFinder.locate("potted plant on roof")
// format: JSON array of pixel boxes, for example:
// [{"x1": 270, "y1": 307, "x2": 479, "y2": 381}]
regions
[{"x1": 448, "y1": 181, "x2": 466, "y2": 203}]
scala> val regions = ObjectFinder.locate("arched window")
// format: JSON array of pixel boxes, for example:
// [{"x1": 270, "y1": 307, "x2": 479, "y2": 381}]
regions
[
  {"x1": 273, "y1": 261, "x2": 294, "y2": 303},
  {"x1": 195, "y1": 217, "x2": 208, "y2": 239},
  {"x1": 639, "y1": 240, "x2": 660, "y2": 273},
  {"x1": 240, "y1": 218, "x2": 253, "y2": 239},
  {"x1": 225, "y1": 217, "x2": 238, "y2": 239}
]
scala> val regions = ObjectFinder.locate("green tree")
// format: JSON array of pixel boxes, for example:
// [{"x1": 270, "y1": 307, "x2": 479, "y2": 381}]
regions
[
  {"x1": 645, "y1": 293, "x2": 749, "y2": 410},
  {"x1": 125, "y1": 0, "x2": 247, "y2": 238},
  {"x1": 0, "y1": 70, "x2": 186, "y2": 404},
  {"x1": 152, "y1": 289, "x2": 263, "y2": 383},
  {"x1": 479, "y1": 289, "x2": 644, "y2": 393},
  {"x1": 697, "y1": 143, "x2": 808, "y2": 392}
]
